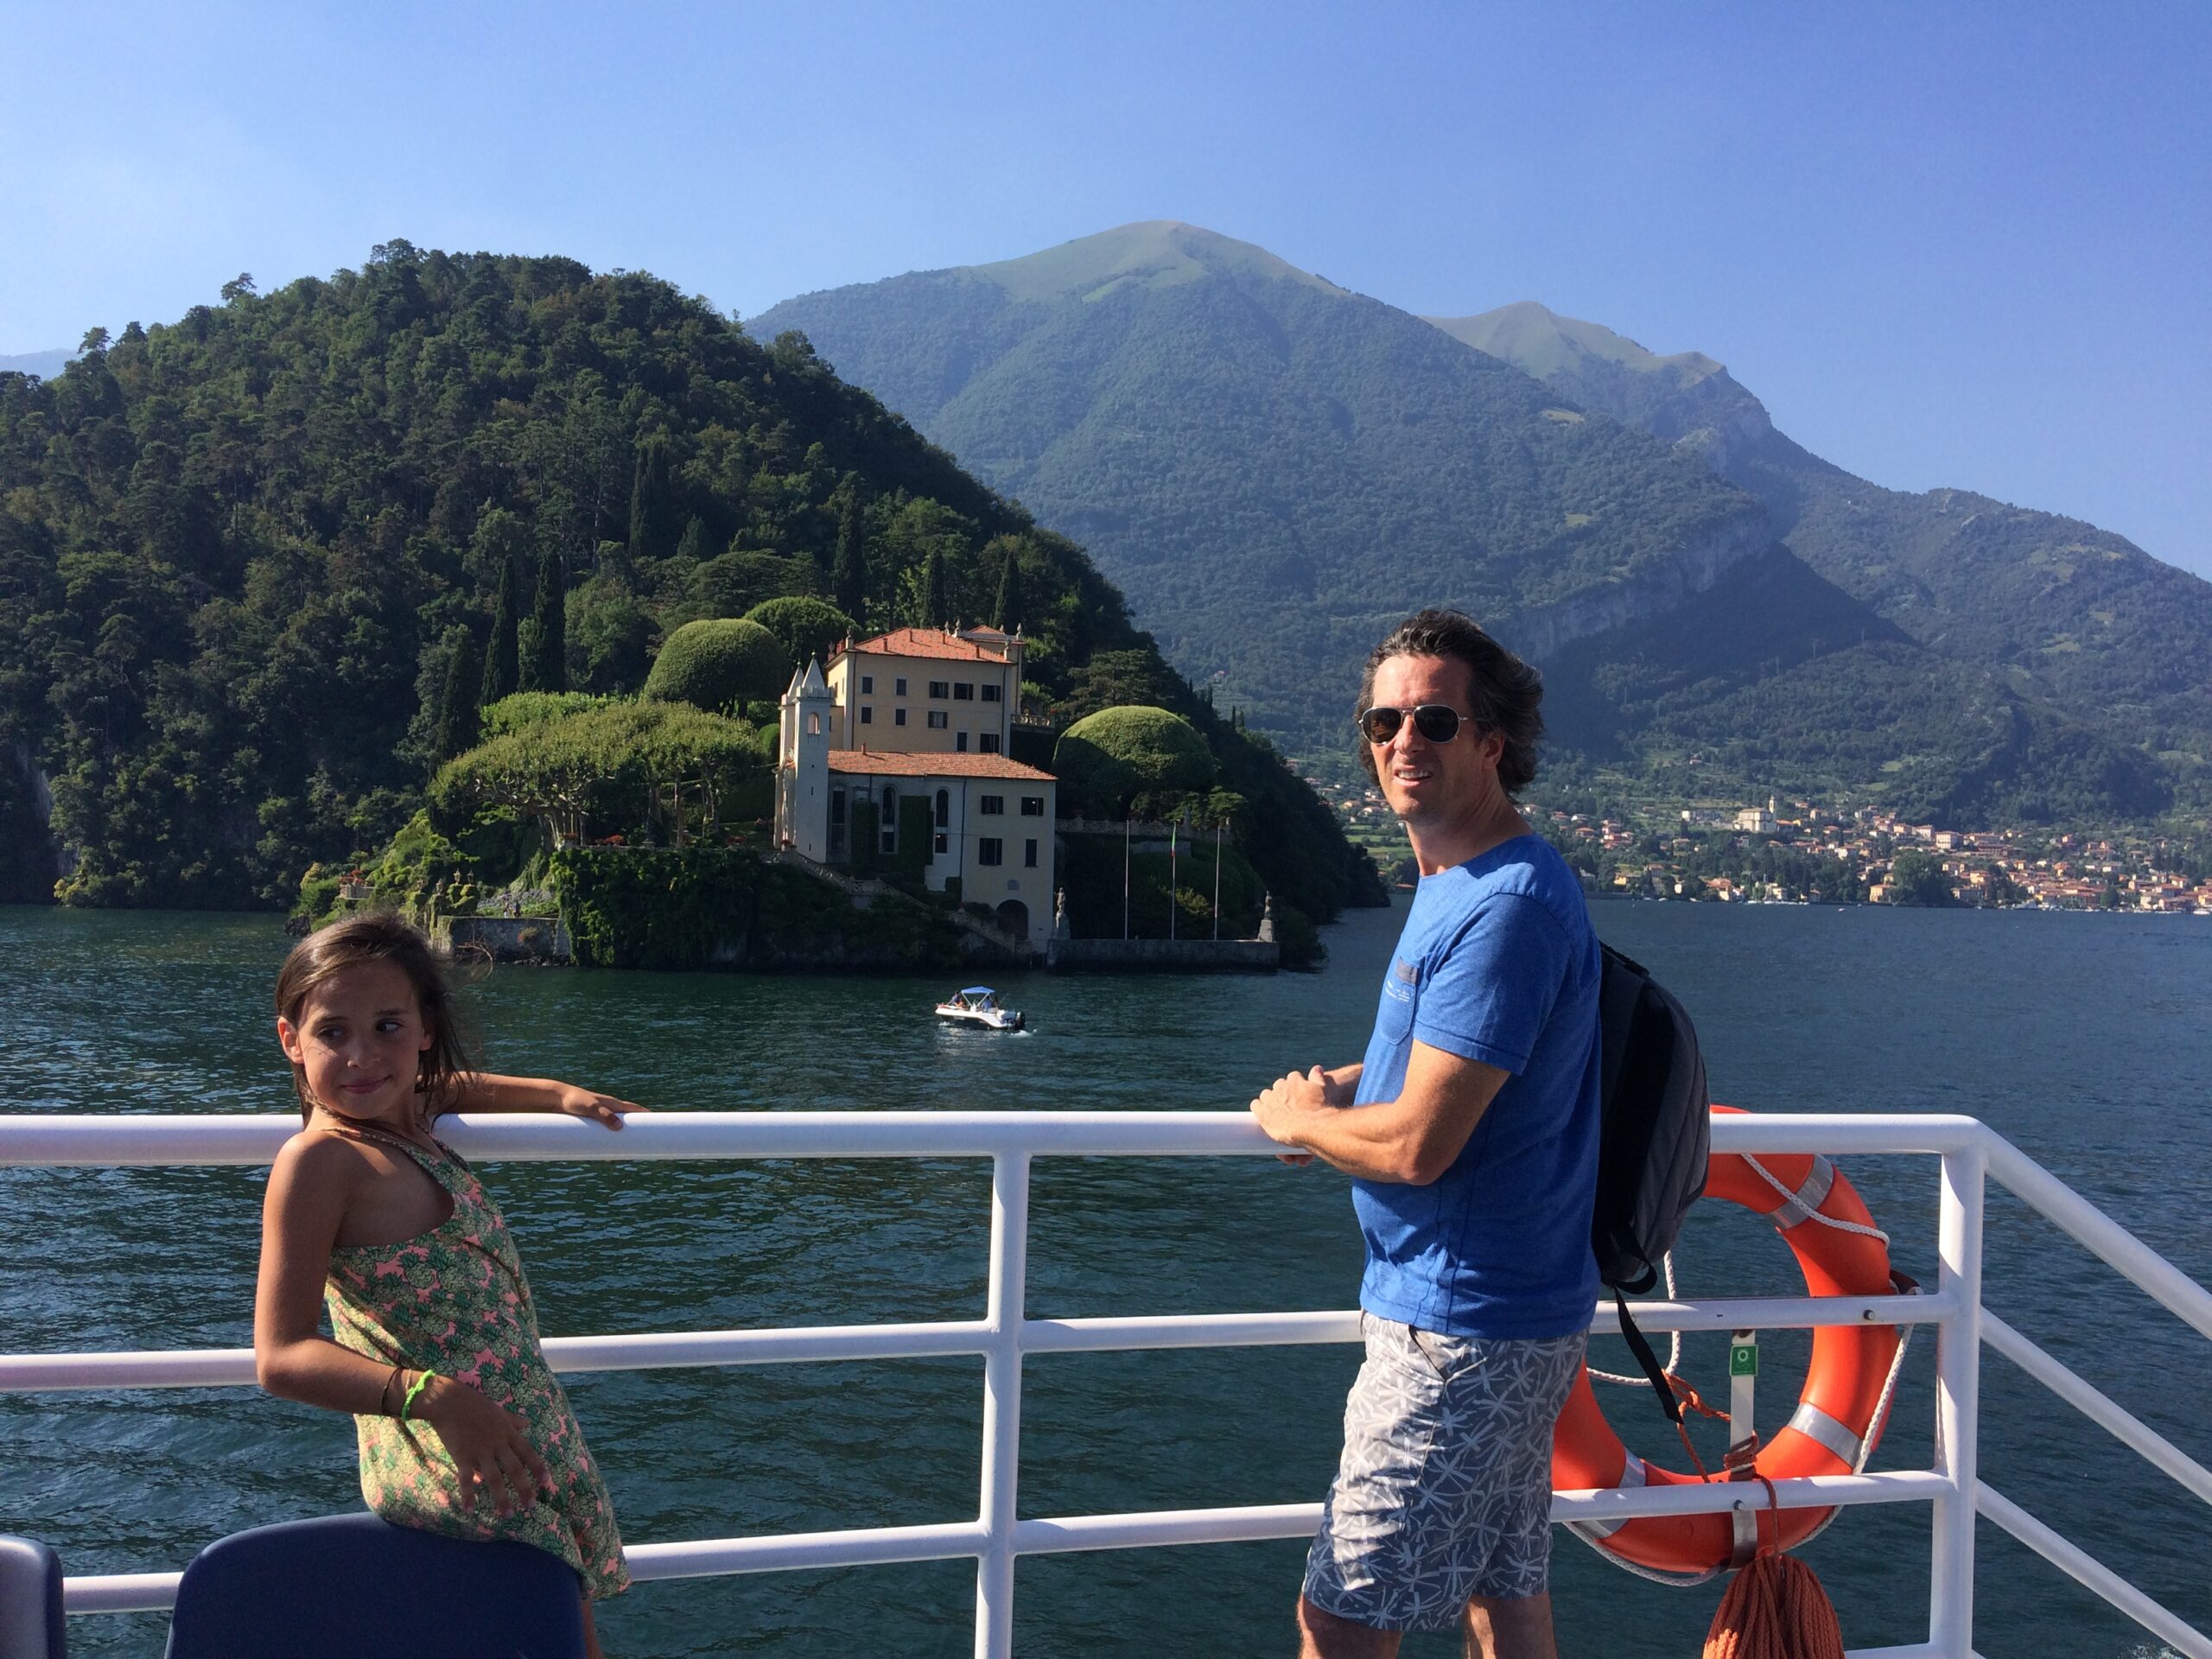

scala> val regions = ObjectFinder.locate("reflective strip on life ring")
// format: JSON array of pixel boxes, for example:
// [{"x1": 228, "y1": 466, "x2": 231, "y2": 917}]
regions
[{"x1": 1552, "y1": 1106, "x2": 1904, "y2": 1575}]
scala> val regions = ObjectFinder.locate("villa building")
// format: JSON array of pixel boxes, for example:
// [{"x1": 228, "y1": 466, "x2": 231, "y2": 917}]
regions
[{"x1": 774, "y1": 626, "x2": 1058, "y2": 953}]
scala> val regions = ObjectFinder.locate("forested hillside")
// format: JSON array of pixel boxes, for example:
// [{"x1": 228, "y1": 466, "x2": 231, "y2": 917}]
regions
[
  {"x1": 1434, "y1": 302, "x2": 2212, "y2": 800},
  {"x1": 0, "y1": 244, "x2": 1376, "y2": 916}
]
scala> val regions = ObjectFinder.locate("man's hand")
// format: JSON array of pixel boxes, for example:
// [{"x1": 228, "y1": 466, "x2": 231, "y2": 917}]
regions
[
  {"x1": 1250, "y1": 1065, "x2": 1334, "y2": 1166},
  {"x1": 554, "y1": 1086, "x2": 641, "y2": 1130}
]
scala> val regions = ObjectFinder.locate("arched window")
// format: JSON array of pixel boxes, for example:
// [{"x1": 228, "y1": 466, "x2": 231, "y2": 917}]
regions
[
  {"x1": 880, "y1": 787, "x2": 898, "y2": 854},
  {"x1": 935, "y1": 789, "x2": 950, "y2": 828},
  {"x1": 806, "y1": 711, "x2": 822, "y2": 736}
]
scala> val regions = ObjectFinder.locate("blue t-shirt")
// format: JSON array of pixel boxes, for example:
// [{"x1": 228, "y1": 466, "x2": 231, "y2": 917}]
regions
[{"x1": 1351, "y1": 834, "x2": 1603, "y2": 1339}]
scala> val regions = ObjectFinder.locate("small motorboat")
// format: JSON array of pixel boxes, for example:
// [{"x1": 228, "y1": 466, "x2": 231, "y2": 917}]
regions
[{"x1": 934, "y1": 986, "x2": 1025, "y2": 1032}]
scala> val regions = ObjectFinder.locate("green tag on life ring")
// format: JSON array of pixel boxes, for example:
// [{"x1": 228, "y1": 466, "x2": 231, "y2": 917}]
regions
[{"x1": 1730, "y1": 1342, "x2": 1759, "y2": 1376}]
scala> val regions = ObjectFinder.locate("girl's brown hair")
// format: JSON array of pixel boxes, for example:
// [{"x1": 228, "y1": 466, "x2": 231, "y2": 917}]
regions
[{"x1": 274, "y1": 914, "x2": 474, "y2": 1122}]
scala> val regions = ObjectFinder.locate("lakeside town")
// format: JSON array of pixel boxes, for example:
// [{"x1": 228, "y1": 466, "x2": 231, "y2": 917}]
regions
[{"x1": 1310, "y1": 779, "x2": 2212, "y2": 913}]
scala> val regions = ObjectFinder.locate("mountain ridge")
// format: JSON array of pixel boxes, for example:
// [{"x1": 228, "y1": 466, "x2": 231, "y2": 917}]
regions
[{"x1": 750, "y1": 223, "x2": 2179, "y2": 822}]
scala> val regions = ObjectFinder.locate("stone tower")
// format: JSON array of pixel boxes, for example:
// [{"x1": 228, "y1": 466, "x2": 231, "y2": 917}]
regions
[{"x1": 775, "y1": 659, "x2": 834, "y2": 860}]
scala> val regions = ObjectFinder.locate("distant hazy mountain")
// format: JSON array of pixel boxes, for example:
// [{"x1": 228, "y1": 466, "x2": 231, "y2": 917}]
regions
[
  {"x1": 1431, "y1": 303, "x2": 2212, "y2": 782},
  {"x1": 752, "y1": 224, "x2": 2173, "y2": 821},
  {"x1": 0, "y1": 350, "x2": 71, "y2": 380}
]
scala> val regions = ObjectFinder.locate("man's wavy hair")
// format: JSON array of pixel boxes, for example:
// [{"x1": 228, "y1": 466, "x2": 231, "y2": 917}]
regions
[
  {"x1": 274, "y1": 913, "x2": 475, "y2": 1124},
  {"x1": 1356, "y1": 609, "x2": 1545, "y2": 797}
]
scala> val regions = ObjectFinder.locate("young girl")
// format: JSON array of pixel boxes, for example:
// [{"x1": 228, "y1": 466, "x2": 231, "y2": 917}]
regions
[{"x1": 254, "y1": 914, "x2": 635, "y2": 1654}]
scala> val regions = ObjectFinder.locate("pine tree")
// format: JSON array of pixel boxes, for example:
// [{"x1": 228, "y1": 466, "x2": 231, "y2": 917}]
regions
[
  {"x1": 435, "y1": 627, "x2": 482, "y2": 762},
  {"x1": 519, "y1": 552, "x2": 567, "y2": 693},
  {"x1": 480, "y1": 556, "x2": 520, "y2": 707},
  {"x1": 627, "y1": 436, "x2": 677, "y2": 565},
  {"x1": 831, "y1": 493, "x2": 867, "y2": 620},
  {"x1": 992, "y1": 538, "x2": 1024, "y2": 631}
]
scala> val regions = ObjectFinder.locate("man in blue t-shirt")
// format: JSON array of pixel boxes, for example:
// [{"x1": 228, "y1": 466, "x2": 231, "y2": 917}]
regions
[{"x1": 1251, "y1": 610, "x2": 1602, "y2": 1659}]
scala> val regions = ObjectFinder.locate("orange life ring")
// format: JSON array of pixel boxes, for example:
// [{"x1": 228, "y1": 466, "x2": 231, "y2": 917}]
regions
[{"x1": 1551, "y1": 1105, "x2": 1904, "y2": 1573}]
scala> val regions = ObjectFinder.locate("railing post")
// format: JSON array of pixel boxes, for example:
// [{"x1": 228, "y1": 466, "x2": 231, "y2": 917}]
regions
[
  {"x1": 1928, "y1": 1136, "x2": 1986, "y2": 1656},
  {"x1": 976, "y1": 1151, "x2": 1031, "y2": 1659}
]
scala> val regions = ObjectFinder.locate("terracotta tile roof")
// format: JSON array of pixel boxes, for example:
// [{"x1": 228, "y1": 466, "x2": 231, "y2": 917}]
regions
[
  {"x1": 832, "y1": 627, "x2": 1017, "y2": 664},
  {"x1": 828, "y1": 749, "x2": 1055, "y2": 781}
]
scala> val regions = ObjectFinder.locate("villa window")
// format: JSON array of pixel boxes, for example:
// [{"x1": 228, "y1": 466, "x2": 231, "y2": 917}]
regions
[
  {"x1": 830, "y1": 789, "x2": 846, "y2": 855},
  {"x1": 981, "y1": 683, "x2": 1001, "y2": 702},
  {"x1": 895, "y1": 677, "x2": 907, "y2": 696},
  {"x1": 935, "y1": 789, "x2": 950, "y2": 827},
  {"x1": 880, "y1": 788, "x2": 898, "y2": 854},
  {"x1": 860, "y1": 674, "x2": 874, "y2": 694},
  {"x1": 953, "y1": 682, "x2": 974, "y2": 701},
  {"x1": 980, "y1": 795, "x2": 1004, "y2": 816},
  {"x1": 1020, "y1": 796, "x2": 1045, "y2": 817},
  {"x1": 894, "y1": 708, "x2": 907, "y2": 727},
  {"x1": 934, "y1": 832, "x2": 949, "y2": 854},
  {"x1": 979, "y1": 733, "x2": 1001, "y2": 753},
  {"x1": 929, "y1": 680, "x2": 949, "y2": 699},
  {"x1": 956, "y1": 732, "x2": 969, "y2": 753},
  {"x1": 927, "y1": 710, "x2": 949, "y2": 729},
  {"x1": 1025, "y1": 839, "x2": 1039, "y2": 868},
  {"x1": 978, "y1": 838, "x2": 1004, "y2": 868},
  {"x1": 806, "y1": 712, "x2": 821, "y2": 735},
  {"x1": 860, "y1": 705, "x2": 873, "y2": 726}
]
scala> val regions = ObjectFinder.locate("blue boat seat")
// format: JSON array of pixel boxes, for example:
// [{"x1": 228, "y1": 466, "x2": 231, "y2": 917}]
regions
[
  {"x1": 162, "y1": 1513, "x2": 586, "y2": 1659},
  {"x1": 0, "y1": 1535, "x2": 65, "y2": 1659}
]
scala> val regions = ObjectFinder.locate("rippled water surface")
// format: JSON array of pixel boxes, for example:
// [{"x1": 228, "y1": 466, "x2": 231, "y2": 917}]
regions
[{"x1": 3, "y1": 901, "x2": 2208, "y2": 1656}]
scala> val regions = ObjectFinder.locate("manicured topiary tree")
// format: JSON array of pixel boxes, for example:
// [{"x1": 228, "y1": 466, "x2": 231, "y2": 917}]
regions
[
  {"x1": 643, "y1": 618, "x2": 789, "y2": 716},
  {"x1": 1052, "y1": 705, "x2": 1216, "y2": 815},
  {"x1": 744, "y1": 596, "x2": 857, "y2": 672}
]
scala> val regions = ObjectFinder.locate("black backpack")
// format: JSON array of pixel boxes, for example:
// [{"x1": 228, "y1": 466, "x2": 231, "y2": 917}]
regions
[{"x1": 1591, "y1": 944, "x2": 1711, "y2": 1422}]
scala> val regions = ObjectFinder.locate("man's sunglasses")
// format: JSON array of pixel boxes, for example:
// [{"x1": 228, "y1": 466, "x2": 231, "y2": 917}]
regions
[{"x1": 1356, "y1": 704, "x2": 1479, "y2": 746}]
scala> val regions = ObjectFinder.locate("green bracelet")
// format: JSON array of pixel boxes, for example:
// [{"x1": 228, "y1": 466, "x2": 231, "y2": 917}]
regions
[{"x1": 399, "y1": 1369, "x2": 437, "y2": 1421}]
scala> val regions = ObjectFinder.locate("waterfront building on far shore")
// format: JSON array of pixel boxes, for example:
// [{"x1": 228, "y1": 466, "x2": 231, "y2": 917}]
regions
[{"x1": 774, "y1": 626, "x2": 1058, "y2": 953}]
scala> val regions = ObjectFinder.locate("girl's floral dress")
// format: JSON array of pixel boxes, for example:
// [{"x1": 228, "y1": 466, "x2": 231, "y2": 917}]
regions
[{"x1": 321, "y1": 1122, "x2": 629, "y2": 1599}]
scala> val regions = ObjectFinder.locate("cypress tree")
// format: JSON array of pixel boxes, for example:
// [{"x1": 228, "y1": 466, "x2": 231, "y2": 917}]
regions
[
  {"x1": 435, "y1": 627, "x2": 482, "y2": 762},
  {"x1": 480, "y1": 556, "x2": 520, "y2": 707},
  {"x1": 628, "y1": 436, "x2": 677, "y2": 565},
  {"x1": 992, "y1": 539, "x2": 1024, "y2": 631},
  {"x1": 922, "y1": 550, "x2": 948, "y2": 627},
  {"x1": 831, "y1": 494, "x2": 867, "y2": 620},
  {"x1": 520, "y1": 552, "x2": 567, "y2": 693},
  {"x1": 674, "y1": 515, "x2": 708, "y2": 566}
]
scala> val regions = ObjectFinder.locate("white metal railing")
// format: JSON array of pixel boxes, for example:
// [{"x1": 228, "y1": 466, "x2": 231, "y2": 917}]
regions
[{"x1": 2, "y1": 1110, "x2": 2208, "y2": 1659}]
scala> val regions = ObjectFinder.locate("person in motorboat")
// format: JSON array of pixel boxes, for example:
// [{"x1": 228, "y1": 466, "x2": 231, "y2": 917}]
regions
[
  {"x1": 254, "y1": 914, "x2": 639, "y2": 1656},
  {"x1": 935, "y1": 987, "x2": 1025, "y2": 1030},
  {"x1": 1249, "y1": 610, "x2": 1603, "y2": 1659}
]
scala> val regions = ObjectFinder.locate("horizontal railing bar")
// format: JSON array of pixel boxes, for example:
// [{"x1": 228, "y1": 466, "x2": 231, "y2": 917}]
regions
[
  {"x1": 1551, "y1": 1470, "x2": 1949, "y2": 1524},
  {"x1": 1976, "y1": 1480, "x2": 2212, "y2": 1659},
  {"x1": 1981, "y1": 1311, "x2": 2212, "y2": 1509},
  {"x1": 3, "y1": 1291, "x2": 1955, "y2": 1393},
  {"x1": 625, "y1": 1520, "x2": 991, "y2": 1580},
  {"x1": 1982, "y1": 1134, "x2": 2212, "y2": 1344},
  {"x1": 60, "y1": 1472, "x2": 1953, "y2": 1614},
  {"x1": 0, "y1": 1109, "x2": 1988, "y2": 1168},
  {"x1": 60, "y1": 1571, "x2": 182, "y2": 1615}
]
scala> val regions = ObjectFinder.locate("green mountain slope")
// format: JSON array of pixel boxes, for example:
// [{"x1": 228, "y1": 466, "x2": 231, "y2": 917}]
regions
[
  {"x1": 0, "y1": 243, "x2": 1377, "y2": 917},
  {"x1": 752, "y1": 224, "x2": 2164, "y2": 820},
  {"x1": 752, "y1": 223, "x2": 1778, "y2": 748},
  {"x1": 1433, "y1": 302, "x2": 2212, "y2": 783}
]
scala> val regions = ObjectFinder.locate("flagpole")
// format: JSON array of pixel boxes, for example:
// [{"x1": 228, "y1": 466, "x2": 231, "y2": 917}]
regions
[
  {"x1": 1212, "y1": 819, "x2": 1222, "y2": 940},
  {"x1": 1169, "y1": 818, "x2": 1177, "y2": 941},
  {"x1": 1122, "y1": 815, "x2": 1130, "y2": 940}
]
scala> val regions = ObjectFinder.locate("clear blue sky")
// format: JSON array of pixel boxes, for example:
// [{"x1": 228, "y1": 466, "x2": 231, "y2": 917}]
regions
[{"x1": 5, "y1": 1, "x2": 2206, "y2": 575}]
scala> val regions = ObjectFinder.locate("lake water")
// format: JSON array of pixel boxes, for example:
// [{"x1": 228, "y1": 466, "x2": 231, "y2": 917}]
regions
[{"x1": 2, "y1": 899, "x2": 2208, "y2": 1656}]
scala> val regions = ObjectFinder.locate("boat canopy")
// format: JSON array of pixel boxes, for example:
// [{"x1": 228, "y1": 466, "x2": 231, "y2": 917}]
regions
[{"x1": 959, "y1": 987, "x2": 996, "y2": 997}]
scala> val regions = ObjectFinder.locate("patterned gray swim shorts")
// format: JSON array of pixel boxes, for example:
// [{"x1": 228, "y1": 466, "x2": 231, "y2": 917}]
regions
[{"x1": 1302, "y1": 1314, "x2": 1587, "y2": 1631}]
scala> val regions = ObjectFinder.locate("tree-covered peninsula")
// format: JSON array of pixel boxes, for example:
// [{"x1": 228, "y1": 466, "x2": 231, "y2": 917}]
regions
[{"x1": 0, "y1": 244, "x2": 1378, "y2": 925}]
